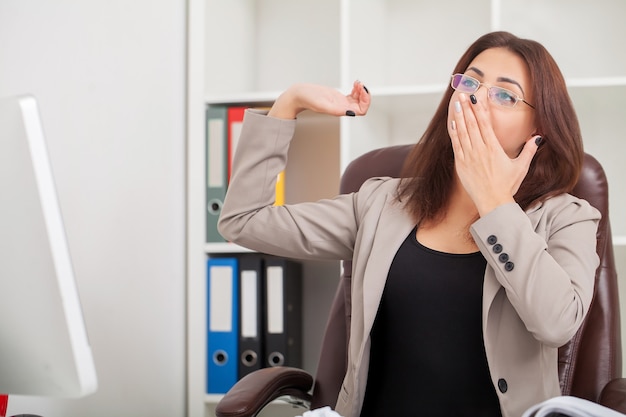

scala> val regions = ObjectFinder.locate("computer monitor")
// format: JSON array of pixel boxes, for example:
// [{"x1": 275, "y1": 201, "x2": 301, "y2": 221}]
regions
[{"x1": 0, "y1": 95, "x2": 97, "y2": 397}]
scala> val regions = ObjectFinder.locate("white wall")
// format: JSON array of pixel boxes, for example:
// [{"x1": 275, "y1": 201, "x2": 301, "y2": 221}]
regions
[{"x1": 0, "y1": 1, "x2": 186, "y2": 416}]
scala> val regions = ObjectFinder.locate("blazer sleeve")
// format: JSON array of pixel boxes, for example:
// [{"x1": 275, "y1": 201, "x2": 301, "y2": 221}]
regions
[
  {"x1": 218, "y1": 109, "x2": 357, "y2": 260},
  {"x1": 470, "y1": 200, "x2": 601, "y2": 347}
]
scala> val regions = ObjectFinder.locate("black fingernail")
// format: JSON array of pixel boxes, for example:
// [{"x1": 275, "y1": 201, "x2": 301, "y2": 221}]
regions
[
  {"x1": 345, "y1": 110, "x2": 356, "y2": 117},
  {"x1": 470, "y1": 94, "x2": 477, "y2": 104},
  {"x1": 363, "y1": 85, "x2": 369, "y2": 94},
  {"x1": 535, "y1": 136, "x2": 544, "y2": 146}
]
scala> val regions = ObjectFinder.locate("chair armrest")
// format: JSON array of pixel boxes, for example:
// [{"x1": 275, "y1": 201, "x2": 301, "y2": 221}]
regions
[
  {"x1": 215, "y1": 366, "x2": 314, "y2": 417},
  {"x1": 599, "y1": 378, "x2": 626, "y2": 413}
]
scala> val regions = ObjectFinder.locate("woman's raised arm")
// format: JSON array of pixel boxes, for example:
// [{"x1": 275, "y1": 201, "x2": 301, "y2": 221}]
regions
[{"x1": 268, "y1": 80, "x2": 370, "y2": 120}]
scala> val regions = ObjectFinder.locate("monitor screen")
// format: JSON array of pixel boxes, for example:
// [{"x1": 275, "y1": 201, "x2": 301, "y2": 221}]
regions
[{"x1": 0, "y1": 95, "x2": 97, "y2": 397}]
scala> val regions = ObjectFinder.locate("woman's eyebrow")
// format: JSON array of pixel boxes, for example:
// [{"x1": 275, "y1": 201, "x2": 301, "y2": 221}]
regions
[
  {"x1": 467, "y1": 66, "x2": 484, "y2": 77},
  {"x1": 497, "y1": 76, "x2": 525, "y2": 95},
  {"x1": 467, "y1": 66, "x2": 526, "y2": 94}
]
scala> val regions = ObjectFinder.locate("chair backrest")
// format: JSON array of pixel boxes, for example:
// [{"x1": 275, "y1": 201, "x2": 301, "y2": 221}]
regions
[{"x1": 310, "y1": 145, "x2": 621, "y2": 409}]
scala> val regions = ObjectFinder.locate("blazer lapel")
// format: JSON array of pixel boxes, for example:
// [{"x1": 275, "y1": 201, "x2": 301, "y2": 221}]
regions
[{"x1": 361, "y1": 197, "x2": 415, "y2": 332}]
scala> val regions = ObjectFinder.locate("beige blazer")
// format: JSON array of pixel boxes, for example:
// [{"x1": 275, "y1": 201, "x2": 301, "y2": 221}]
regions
[{"x1": 218, "y1": 110, "x2": 601, "y2": 417}]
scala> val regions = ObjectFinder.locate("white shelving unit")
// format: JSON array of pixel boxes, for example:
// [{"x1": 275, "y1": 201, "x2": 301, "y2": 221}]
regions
[{"x1": 186, "y1": 1, "x2": 626, "y2": 416}]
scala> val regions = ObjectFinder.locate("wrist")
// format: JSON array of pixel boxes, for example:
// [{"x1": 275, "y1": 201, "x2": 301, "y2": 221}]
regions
[
  {"x1": 477, "y1": 196, "x2": 516, "y2": 217},
  {"x1": 268, "y1": 85, "x2": 305, "y2": 120}
]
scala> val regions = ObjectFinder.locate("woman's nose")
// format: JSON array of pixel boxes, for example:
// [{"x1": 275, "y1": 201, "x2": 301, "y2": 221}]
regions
[{"x1": 473, "y1": 85, "x2": 489, "y2": 103}]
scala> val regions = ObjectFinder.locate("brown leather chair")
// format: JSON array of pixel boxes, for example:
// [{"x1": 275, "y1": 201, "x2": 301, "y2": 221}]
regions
[{"x1": 216, "y1": 145, "x2": 626, "y2": 417}]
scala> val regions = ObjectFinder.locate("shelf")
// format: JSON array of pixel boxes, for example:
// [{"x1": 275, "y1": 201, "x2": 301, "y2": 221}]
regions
[
  {"x1": 203, "y1": 74, "x2": 626, "y2": 109},
  {"x1": 204, "y1": 242, "x2": 255, "y2": 254},
  {"x1": 204, "y1": 0, "x2": 341, "y2": 97},
  {"x1": 500, "y1": 0, "x2": 626, "y2": 80},
  {"x1": 569, "y1": 85, "x2": 626, "y2": 238},
  {"x1": 205, "y1": 92, "x2": 280, "y2": 106},
  {"x1": 566, "y1": 77, "x2": 626, "y2": 88},
  {"x1": 206, "y1": 237, "x2": 626, "y2": 252},
  {"x1": 368, "y1": 83, "x2": 446, "y2": 97},
  {"x1": 204, "y1": 75, "x2": 626, "y2": 109},
  {"x1": 347, "y1": 0, "x2": 492, "y2": 87},
  {"x1": 190, "y1": 1, "x2": 626, "y2": 416},
  {"x1": 204, "y1": 394, "x2": 223, "y2": 403},
  {"x1": 614, "y1": 236, "x2": 626, "y2": 247}
]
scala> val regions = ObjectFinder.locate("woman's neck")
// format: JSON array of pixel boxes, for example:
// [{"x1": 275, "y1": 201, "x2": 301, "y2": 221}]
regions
[
  {"x1": 415, "y1": 179, "x2": 480, "y2": 254},
  {"x1": 447, "y1": 177, "x2": 480, "y2": 223}
]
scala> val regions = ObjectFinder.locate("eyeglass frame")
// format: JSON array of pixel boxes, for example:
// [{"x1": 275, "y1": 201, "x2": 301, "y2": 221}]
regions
[{"x1": 450, "y1": 73, "x2": 535, "y2": 109}]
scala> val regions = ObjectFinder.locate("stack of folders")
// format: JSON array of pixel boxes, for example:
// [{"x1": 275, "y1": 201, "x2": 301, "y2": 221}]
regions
[
  {"x1": 205, "y1": 105, "x2": 285, "y2": 243},
  {"x1": 206, "y1": 254, "x2": 303, "y2": 394}
]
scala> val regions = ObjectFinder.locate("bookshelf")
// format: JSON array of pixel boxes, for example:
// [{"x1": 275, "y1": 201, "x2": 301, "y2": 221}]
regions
[{"x1": 186, "y1": 1, "x2": 626, "y2": 416}]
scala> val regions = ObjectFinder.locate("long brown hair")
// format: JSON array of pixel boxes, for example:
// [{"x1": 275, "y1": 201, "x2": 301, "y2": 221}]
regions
[{"x1": 397, "y1": 31, "x2": 584, "y2": 224}]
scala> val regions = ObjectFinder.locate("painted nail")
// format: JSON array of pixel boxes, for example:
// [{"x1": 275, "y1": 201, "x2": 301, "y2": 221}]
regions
[
  {"x1": 454, "y1": 101, "x2": 462, "y2": 113},
  {"x1": 345, "y1": 110, "x2": 356, "y2": 117},
  {"x1": 470, "y1": 94, "x2": 478, "y2": 104},
  {"x1": 450, "y1": 120, "x2": 456, "y2": 131},
  {"x1": 535, "y1": 136, "x2": 544, "y2": 146},
  {"x1": 363, "y1": 85, "x2": 369, "y2": 94}
]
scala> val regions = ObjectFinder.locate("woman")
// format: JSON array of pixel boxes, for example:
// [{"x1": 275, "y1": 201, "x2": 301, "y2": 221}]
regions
[{"x1": 218, "y1": 31, "x2": 600, "y2": 417}]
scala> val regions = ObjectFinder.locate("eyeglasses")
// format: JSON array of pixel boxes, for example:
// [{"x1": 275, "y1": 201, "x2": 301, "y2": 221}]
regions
[{"x1": 450, "y1": 73, "x2": 535, "y2": 109}]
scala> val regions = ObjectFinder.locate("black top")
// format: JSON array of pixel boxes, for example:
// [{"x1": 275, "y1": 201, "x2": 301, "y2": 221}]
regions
[{"x1": 360, "y1": 228, "x2": 501, "y2": 417}]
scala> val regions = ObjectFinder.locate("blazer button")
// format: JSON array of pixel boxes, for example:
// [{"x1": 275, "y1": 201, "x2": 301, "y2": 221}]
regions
[
  {"x1": 498, "y1": 378, "x2": 508, "y2": 393},
  {"x1": 493, "y1": 243, "x2": 503, "y2": 254},
  {"x1": 498, "y1": 253, "x2": 509, "y2": 263},
  {"x1": 487, "y1": 235, "x2": 497, "y2": 245},
  {"x1": 505, "y1": 261, "x2": 515, "y2": 271}
]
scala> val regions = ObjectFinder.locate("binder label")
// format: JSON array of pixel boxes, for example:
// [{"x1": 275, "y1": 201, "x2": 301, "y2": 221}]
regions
[
  {"x1": 209, "y1": 265, "x2": 233, "y2": 332},
  {"x1": 207, "y1": 119, "x2": 225, "y2": 188},
  {"x1": 241, "y1": 270, "x2": 258, "y2": 338},
  {"x1": 266, "y1": 266, "x2": 284, "y2": 334}
]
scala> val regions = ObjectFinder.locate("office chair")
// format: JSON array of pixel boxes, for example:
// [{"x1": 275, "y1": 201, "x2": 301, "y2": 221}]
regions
[{"x1": 216, "y1": 145, "x2": 626, "y2": 417}]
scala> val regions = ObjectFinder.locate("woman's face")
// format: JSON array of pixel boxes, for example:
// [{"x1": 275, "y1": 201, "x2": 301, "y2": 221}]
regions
[{"x1": 447, "y1": 47, "x2": 537, "y2": 158}]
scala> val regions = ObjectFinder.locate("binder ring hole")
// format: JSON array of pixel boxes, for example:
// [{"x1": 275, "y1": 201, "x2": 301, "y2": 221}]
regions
[
  {"x1": 268, "y1": 352, "x2": 285, "y2": 367},
  {"x1": 213, "y1": 350, "x2": 228, "y2": 365},
  {"x1": 208, "y1": 199, "x2": 223, "y2": 214},
  {"x1": 241, "y1": 350, "x2": 258, "y2": 367}
]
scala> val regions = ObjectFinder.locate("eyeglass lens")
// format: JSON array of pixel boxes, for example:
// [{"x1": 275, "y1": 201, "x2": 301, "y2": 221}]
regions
[{"x1": 451, "y1": 74, "x2": 520, "y2": 107}]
